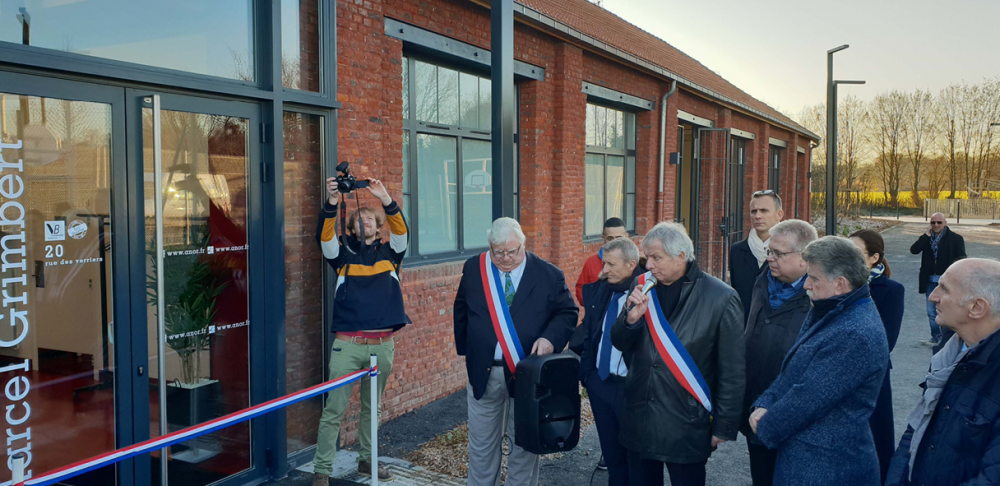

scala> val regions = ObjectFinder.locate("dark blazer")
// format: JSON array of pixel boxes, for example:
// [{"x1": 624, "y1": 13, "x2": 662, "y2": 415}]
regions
[
  {"x1": 578, "y1": 268, "x2": 644, "y2": 383},
  {"x1": 909, "y1": 227, "x2": 966, "y2": 294},
  {"x1": 610, "y1": 262, "x2": 746, "y2": 464},
  {"x1": 730, "y1": 238, "x2": 764, "y2": 322},
  {"x1": 754, "y1": 285, "x2": 889, "y2": 485},
  {"x1": 739, "y1": 270, "x2": 811, "y2": 442},
  {"x1": 885, "y1": 330, "x2": 1000, "y2": 485},
  {"x1": 869, "y1": 273, "x2": 905, "y2": 483},
  {"x1": 453, "y1": 251, "x2": 579, "y2": 400}
]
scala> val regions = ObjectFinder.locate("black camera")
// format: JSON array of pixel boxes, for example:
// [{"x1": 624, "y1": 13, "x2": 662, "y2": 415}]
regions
[{"x1": 335, "y1": 161, "x2": 370, "y2": 193}]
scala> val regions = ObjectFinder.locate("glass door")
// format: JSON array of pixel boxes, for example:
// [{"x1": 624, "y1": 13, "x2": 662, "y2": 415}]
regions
[
  {"x1": 0, "y1": 72, "x2": 132, "y2": 485},
  {"x1": 133, "y1": 92, "x2": 262, "y2": 486}
]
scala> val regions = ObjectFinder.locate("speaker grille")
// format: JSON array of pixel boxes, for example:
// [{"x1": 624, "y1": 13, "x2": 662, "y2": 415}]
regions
[{"x1": 534, "y1": 384, "x2": 549, "y2": 399}]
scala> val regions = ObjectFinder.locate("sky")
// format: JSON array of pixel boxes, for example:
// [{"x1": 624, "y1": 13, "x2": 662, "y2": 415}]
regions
[{"x1": 600, "y1": 0, "x2": 1000, "y2": 118}]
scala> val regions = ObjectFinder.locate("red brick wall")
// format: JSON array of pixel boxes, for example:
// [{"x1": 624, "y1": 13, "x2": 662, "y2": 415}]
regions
[{"x1": 309, "y1": 0, "x2": 813, "y2": 446}]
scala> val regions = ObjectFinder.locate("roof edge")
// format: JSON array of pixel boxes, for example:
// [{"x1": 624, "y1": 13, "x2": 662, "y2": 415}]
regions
[{"x1": 510, "y1": 1, "x2": 821, "y2": 142}]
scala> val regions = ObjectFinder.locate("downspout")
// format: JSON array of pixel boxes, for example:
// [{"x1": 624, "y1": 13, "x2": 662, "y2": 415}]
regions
[{"x1": 657, "y1": 80, "x2": 678, "y2": 222}]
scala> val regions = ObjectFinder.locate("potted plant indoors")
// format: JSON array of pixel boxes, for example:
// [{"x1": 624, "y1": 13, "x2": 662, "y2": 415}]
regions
[{"x1": 147, "y1": 226, "x2": 229, "y2": 431}]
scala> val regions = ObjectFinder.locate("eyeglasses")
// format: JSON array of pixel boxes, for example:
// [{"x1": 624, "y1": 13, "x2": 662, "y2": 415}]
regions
[
  {"x1": 930, "y1": 221, "x2": 945, "y2": 225},
  {"x1": 766, "y1": 248, "x2": 801, "y2": 259},
  {"x1": 491, "y1": 245, "x2": 522, "y2": 259},
  {"x1": 753, "y1": 190, "x2": 777, "y2": 197}
]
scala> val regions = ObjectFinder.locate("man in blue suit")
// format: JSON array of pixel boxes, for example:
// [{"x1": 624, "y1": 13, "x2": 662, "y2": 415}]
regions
[
  {"x1": 749, "y1": 236, "x2": 889, "y2": 485},
  {"x1": 453, "y1": 217, "x2": 578, "y2": 486},
  {"x1": 579, "y1": 237, "x2": 644, "y2": 486}
]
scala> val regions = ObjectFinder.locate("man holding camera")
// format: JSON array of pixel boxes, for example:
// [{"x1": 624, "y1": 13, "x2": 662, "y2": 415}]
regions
[{"x1": 311, "y1": 173, "x2": 409, "y2": 485}]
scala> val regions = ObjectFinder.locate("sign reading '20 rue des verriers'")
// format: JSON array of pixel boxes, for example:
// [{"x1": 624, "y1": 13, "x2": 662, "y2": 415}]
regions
[{"x1": 0, "y1": 139, "x2": 35, "y2": 480}]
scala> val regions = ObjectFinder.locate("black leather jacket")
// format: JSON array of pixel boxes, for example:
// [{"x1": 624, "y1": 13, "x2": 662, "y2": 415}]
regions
[{"x1": 610, "y1": 261, "x2": 746, "y2": 464}]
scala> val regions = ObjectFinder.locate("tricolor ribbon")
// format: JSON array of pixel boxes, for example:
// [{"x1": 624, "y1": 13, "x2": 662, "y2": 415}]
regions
[
  {"x1": 639, "y1": 272, "x2": 713, "y2": 413},
  {"x1": 15, "y1": 367, "x2": 377, "y2": 486},
  {"x1": 480, "y1": 252, "x2": 525, "y2": 374}
]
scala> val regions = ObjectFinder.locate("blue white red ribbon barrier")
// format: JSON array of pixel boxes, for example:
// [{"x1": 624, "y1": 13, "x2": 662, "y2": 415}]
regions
[{"x1": 15, "y1": 367, "x2": 377, "y2": 486}]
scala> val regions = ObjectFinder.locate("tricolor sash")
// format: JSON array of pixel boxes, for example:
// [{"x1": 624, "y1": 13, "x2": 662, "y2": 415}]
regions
[
  {"x1": 638, "y1": 272, "x2": 713, "y2": 413},
  {"x1": 480, "y1": 253, "x2": 525, "y2": 374}
]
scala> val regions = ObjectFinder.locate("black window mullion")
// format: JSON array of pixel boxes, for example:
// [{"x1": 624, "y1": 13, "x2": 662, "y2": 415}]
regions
[{"x1": 456, "y1": 135, "x2": 465, "y2": 251}]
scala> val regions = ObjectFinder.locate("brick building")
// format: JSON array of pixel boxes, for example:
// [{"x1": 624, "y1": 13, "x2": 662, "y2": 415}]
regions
[
  {"x1": 285, "y1": 0, "x2": 819, "y2": 462},
  {"x1": 0, "y1": 0, "x2": 816, "y2": 484}
]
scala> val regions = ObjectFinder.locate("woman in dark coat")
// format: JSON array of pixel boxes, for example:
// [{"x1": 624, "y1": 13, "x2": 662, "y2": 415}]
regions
[{"x1": 850, "y1": 230, "x2": 905, "y2": 484}]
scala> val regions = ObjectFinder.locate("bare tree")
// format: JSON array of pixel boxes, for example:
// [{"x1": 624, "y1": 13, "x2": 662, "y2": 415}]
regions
[
  {"x1": 925, "y1": 155, "x2": 950, "y2": 199},
  {"x1": 936, "y1": 84, "x2": 961, "y2": 198},
  {"x1": 868, "y1": 91, "x2": 908, "y2": 206},
  {"x1": 903, "y1": 89, "x2": 935, "y2": 205},
  {"x1": 837, "y1": 95, "x2": 866, "y2": 194}
]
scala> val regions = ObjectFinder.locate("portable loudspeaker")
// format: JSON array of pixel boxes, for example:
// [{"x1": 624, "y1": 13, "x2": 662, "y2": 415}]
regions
[{"x1": 514, "y1": 353, "x2": 580, "y2": 454}]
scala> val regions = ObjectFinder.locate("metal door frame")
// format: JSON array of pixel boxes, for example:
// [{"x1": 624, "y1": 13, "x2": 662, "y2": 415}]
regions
[
  {"x1": 126, "y1": 90, "x2": 266, "y2": 486},
  {"x1": 0, "y1": 70, "x2": 136, "y2": 486},
  {"x1": 693, "y1": 128, "x2": 732, "y2": 280}
]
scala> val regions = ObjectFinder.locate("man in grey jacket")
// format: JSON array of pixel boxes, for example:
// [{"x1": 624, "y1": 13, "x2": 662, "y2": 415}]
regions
[{"x1": 611, "y1": 222, "x2": 745, "y2": 486}]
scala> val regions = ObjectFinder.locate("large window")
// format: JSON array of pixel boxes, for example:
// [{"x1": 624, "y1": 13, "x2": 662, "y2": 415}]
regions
[
  {"x1": 768, "y1": 145, "x2": 783, "y2": 191},
  {"x1": 402, "y1": 56, "x2": 518, "y2": 261},
  {"x1": 585, "y1": 103, "x2": 636, "y2": 237},
  {"x1": 0, "y1": 0, "x2": 255, "y2": 81}
]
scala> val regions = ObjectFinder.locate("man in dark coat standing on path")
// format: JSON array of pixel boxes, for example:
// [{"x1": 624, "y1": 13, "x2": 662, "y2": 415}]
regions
[
  {"x1": 453, "y1": 217, "x2": 578, "y2": 486},
  {"x1": 730, "y1": 190, "x2": 784, "y2": 322},
  {"x1": 612, "y1": 222, "x2": 745, "y2": 486},
  {"x1": 579, "y1": 237, "x2": 645, "y2": 486},
  {"x1": 740, "y1": 219, "x2": 817, "y2": 486},
  {"x1": 910, "y1": 212, "x2": 966, "y2": 348},
  {"x1": 885, "y1": 258, "x2": 1000, "y2": 486},
  {"x1": 749, "y1": 236, "x2": 888, "y2": 486}
]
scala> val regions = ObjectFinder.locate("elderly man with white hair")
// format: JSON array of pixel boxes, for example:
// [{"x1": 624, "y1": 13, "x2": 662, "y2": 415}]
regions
[
  {"x1": 611, "y1": 222, "x2": 745, "y2": 486},
  {"x1": 453, "y1": 217, "x2": 578, "y2": 486},
  {"x1": 886, "y1": 258, "x2": 1000, "y2": 486}
]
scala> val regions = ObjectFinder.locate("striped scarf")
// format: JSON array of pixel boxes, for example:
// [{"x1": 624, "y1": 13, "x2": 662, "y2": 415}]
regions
[
  {"x1": 929, "y1": 229, "x2": 945, "y2": 260},
  {"x1": 868, "y1": 263, "x2": 885, "y2": 283}
]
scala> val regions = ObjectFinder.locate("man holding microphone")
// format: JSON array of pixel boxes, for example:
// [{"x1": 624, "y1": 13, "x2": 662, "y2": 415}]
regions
[{"x1": 611, "y1": 222, "x2": 745, "y2": 486}]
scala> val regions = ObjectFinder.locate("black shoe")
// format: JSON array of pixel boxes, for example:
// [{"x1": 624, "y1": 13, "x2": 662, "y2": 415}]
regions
[{"x1": 597, "y1": 456, "x2": 607, "y2": 470}]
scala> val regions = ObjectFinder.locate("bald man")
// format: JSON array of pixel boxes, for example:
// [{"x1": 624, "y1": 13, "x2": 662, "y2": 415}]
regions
[
  {"x1": 910, "y1": 213, "x2": 965, "y2": 348},
  {"x1": 885, "y1": 259, "x2": 1000, "y2": 485}
]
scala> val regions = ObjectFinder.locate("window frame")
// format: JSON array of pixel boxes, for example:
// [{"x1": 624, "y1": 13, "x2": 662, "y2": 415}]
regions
[
  {"x1": 401, "y1": 54, "x2": 520, "y2": 266},
  {"x1": 768, "y1": 145, "x2": 783, "y2": 192},
  {"x1": 584, "y1": 103, "x2": 637, "y2": 239}
]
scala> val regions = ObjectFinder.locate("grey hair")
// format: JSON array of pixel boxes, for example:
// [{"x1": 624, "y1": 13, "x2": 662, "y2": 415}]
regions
[
  {"x1": 960, "y1": 259, "x2": 1000, "y2": 320},
  {"x1": 603, "y1": 237, "x2": 640, "y2": 265},
  {"x1": 769, "y1": 219, "x2": 818, "y2": 252},
  {"x1": 641, "y1": 222, "x2": 695, "y2": 262},
  {"x1": 801, "y1": 236, "x2": 869, "y2": 290},
  {"x1": 487, "y1": 217, "x2": 526, "y2": 246}
]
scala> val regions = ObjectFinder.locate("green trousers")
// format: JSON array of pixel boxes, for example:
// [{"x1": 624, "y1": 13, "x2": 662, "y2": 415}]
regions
[{"x1": 312, "y1": 337, "x2": 394, "y2": 476}]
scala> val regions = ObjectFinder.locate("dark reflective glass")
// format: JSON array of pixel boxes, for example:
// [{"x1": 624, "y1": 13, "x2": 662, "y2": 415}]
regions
[{"x1": 0, "y1": 0, "x2": 254, "y2": 81}]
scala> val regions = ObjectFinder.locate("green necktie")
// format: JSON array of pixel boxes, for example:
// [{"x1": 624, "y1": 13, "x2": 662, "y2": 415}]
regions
[{"x1": 504, "y1": 272, "x2": 515, "y2": 307}]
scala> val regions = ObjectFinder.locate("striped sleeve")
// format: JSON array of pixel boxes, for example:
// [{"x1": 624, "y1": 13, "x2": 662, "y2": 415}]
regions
[
  {"x1": 383, "y1": 201, "x2": 408, "y2": 254},
  {"x1": 316, "y1": 201, "x2": 340, "y2": 260}
]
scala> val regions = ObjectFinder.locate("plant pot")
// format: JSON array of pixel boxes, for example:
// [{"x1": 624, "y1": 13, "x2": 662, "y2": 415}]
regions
[{"x1": 166, "y1": 378, "x2": 222, "y2": 430}]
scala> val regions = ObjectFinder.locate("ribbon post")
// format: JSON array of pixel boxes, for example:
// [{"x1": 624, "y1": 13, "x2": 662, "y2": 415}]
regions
[{"x1": 370, "y1": 354, "x2": 379, "y2": 486}]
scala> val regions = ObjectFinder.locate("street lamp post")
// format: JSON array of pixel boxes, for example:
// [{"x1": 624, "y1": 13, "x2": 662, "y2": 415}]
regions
[{"x1": 826, "y1": 45, "x2": 864, "y2": 236}]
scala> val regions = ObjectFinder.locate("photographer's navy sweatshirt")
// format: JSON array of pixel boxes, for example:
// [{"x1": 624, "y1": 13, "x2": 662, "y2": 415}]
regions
[{"x1": 316, "y1": 200, "x2": 410, "y2": 332}]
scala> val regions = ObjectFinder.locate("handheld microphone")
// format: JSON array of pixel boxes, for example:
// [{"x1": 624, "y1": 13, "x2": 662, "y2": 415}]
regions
[{"x1": 625, "y1": 276, "x2": 658, "y2": 313}]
